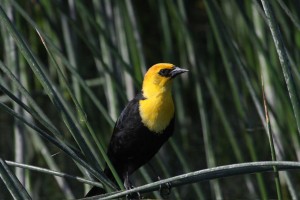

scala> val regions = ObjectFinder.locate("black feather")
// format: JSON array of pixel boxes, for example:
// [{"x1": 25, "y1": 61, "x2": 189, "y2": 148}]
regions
[{"x1": 85, "y1": 92, "x2": 174, "y2": 197}]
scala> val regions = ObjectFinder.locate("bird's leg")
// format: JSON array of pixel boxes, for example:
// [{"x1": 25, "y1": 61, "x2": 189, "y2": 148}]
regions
[
  {"x1": 147, "y1": 163, "x2": 172, "y2": 199},
  {"x1": 124, "y1": 172, "x2": 142, "y2": 200},
  {"x1": 124, "y1": 172, "x2": 131, "y2": 190}
]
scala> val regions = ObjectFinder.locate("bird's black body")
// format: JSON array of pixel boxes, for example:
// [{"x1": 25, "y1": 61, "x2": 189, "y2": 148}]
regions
[
  {"x1": 106, "y1": 93, "x2": 174, "y2": 180},
  {"x1": 85, "y1": 93, "x2": 174, "y2": 197}
]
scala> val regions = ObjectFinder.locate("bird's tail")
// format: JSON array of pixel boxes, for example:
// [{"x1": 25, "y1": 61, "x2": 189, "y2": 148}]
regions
[{"x1": 84, "y1": 168, "x2": 120, "y2": 197}]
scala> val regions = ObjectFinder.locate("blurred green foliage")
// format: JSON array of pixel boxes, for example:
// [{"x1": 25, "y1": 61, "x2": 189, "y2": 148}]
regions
[{"x1": 0, "y1": 0, "x2": 300, "y2": 199}]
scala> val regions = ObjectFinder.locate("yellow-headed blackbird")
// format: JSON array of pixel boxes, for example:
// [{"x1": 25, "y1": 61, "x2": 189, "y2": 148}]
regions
[{"x1": 85, "y1": 63, "x2": 188, "y2": 197}]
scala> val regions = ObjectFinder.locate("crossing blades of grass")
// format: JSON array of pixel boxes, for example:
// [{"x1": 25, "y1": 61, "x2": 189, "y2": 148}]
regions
[{"x1": 0, "y1": 158, "x2": 31, "y2": 200}]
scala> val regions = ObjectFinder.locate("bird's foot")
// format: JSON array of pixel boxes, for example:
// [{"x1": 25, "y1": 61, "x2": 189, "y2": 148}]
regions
[
  {"x1": 124, "y1": 176, "x2": 143, "y2": 199},
  {"x1": 126, "y1": 185, "x2": 143, "y2": 200},
  {"x1": 158, "y1": 176, "x2": 172, "y2": 199}
]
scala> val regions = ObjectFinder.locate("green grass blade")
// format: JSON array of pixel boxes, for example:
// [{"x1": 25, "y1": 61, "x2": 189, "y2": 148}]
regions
[
  {"x1": 169, "y1": 139, "x2": 205, "y2": 199},
  {"x1": 30, "y1": 132, "x2": 75, "y2": 198},
  {"x1": 262, "y1": 77, "x2": 282, "y2": 199},
  {"x1": 35, "y1": 27, "x2": 123, "y2": 189},
  {"x1": 0, "y1": 158, "x2": 31, "y2": 200},
  {"x1": 88, "y1": 161, "x2": 300, "y2": 200},
  {"x1": 194, "y1": 66, "x2": 222, "y2": 199},
  {"x1": 0, "y1": 61, "x2": 60, "y2": 136},
  {"x1": 275, "y1": 0, "x2": 300, "y2": 30},
  {"x1": 260, "y1": 0, "x2": 300, "y2": 137},
  {"x1": 2, "y1": 1, "x2": 26, "y2": 188},
  {"x1": 0, "y1": 5, "x2": 100, "y2": 170},
  {"x1": 5, "y1": 160, "x2": 103, "y2": 188},
  {"x1": 0, "y1": 101, "x2": 116, "y2": 190}
]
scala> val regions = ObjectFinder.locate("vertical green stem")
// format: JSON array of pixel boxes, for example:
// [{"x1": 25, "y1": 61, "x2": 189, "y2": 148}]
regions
[
  {"x1": 260, "y1": 0, "x2": 300, "y2": 137},
  {"x1": 262, "y1": 77, "x2": 282, "y2": 200},
  {"x1": 3, "y1": 0, "x2": 26, "y2": 188},
  {"x1": 61, "y1": 0, "x2": 82, "y2": 105}
]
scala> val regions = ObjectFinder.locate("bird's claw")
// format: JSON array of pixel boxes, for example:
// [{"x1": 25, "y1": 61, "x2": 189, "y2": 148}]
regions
[
  {"x1": 159, "y1": 182, "x2": 172, "y2": 199},
  {"x1": 125, "y1": 182, "x2": 143, "y2": 199},
  {"x1": 126, "y1": 192, "x2": 142, "y2": 200}
]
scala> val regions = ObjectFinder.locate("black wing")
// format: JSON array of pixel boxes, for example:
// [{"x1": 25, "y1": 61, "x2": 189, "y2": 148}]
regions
[{"x1": 105, "y1": 93, "x2": 174, "y2": 180}]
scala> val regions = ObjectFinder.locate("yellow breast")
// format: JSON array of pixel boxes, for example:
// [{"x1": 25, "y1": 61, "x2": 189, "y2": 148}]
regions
[{"x1": 139, "y1": 93, "x2": 174, "y2": 133}]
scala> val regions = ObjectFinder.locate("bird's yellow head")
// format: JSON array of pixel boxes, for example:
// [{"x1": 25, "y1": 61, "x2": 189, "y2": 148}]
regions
[
  {"x1": 140, "y1": 63, "x2": 188, "y2": 133},
  {"x1": 142, "y1": 63, "x2": 188, "y2": 98}
]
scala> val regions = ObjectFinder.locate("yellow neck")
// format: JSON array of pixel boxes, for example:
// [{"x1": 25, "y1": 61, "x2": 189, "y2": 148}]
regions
[{"x1": 139, "y1": 89, "x2": 174, "y2": 133}]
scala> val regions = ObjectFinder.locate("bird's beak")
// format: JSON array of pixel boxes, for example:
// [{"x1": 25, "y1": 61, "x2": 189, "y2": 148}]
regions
[{"x1": 170, "y1": 66, "x2": 189, "y2": 78}]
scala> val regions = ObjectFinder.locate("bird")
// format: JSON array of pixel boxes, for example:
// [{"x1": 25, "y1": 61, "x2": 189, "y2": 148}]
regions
[{"x1": 85, "y1": 63, "x2": 188, "y2": 197}]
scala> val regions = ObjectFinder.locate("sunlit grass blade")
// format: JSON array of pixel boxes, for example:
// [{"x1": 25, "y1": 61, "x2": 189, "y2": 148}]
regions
[
  {"x1": 0, "y1": 65, "x2": 90, "y2": 194},
  {"x1": 60, "y1": 0, "x2": 82, "y2": 105},
  {"x1": 204, "y1": 0, "x2": 269, "y2": 197},
  {"x1": 194, "y1": 65, "x2": 222, "y2": 199},
  {"x1": 0, "y1": 5, "x2": 99, "y2": 171},
  {"x1": 206, "y1": 1, "x2": 298, "y2": 198},
  {"x1": 113, "y1": 0, "x2": 135, "y2": 101},
  {"x1": 118, "y1": 0, "x2": 145, "y2": 80},
  {"x1": 260, "y1": 0, "x2": 300, "y2": 136},
  {"x1": 275, "y1": 0, "x2": 300, "y2": 30},
  {"x1": 34, "y1": 29, "x2": 106, "y2": 169},
  {"x1": 138, "y1": 167, "x2": 160, "y2": 199},
  {"x1": 74, "y1": 1, "x2": 141, "y2": 85},
  {"x1": 123, "y1": 0, "x2": 146, "y2": 74},
  {"x1": 6, "y1": 3, "x2": 121, "y2": 178},
  {"x1": 0, "y1": 101, "x2": 116, "y2": 190},
  {"x1": 261, "y1": 76, "x2": 282, "y2": 199},
  {"x1": 30, "y1": 131, "x2": 74, "y2": 198},
  {"x1": 2, "y1": 1, "x2": 26, "y2": 189},
  {"x1": 85, "y1": 161, "x2": 300, "y2": 200},
  {"x1": 0, "y1": 158, "x2": 31, "y2": 200},
  {"x1": 45, "y1": 5, "x2": 124, "y2": 189},
  {"x1": 169, "y1": 139, "x2": 205, "y2": 199},
  {"x1": 5, "y1": 160, "x2": 103, "y2": 188},
  {"x1": 0, "y1": 61, "x2": 60, "y2": 136},
  {"x1": 154, "y1": 156, "x2": 181, "y2": 199}
]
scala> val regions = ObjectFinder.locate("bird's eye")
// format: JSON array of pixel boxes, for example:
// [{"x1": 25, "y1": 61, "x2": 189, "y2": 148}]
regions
[{"x1": 158, "y1": 69, "x2": 171, "y2": 77}]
